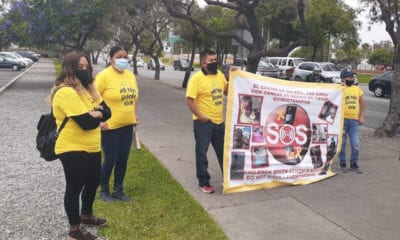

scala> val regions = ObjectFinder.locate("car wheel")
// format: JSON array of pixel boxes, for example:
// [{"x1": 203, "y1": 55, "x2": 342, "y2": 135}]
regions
[
  {"x1": 294, "y1": 76, "x2": 302, "y2": 81},
  {"x1": 12, "y1": 65, "x2": 19, "y2": 71},
  {"x1": 374, "y1": 85, "x2": 384, "y2": 97}
]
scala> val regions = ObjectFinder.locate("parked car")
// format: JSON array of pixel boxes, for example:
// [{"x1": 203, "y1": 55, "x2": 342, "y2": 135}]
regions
[
  {"x1": 173, "y1": 58, "x2": 194, "y2": 71},
  {"x1": 129, "y1": 56, "x2": 144, "y2": 67},
  {"x1": 368, "y1": 71, "x2": 393, "y2": 97},
  {"x1": 137, "y1": 59, "x2": 144, "y2": 67},
  {"x1": 265, "y1": 57, "x2": 305, "y2": 79},
  {"x1": 256, "y1": 60, "x2": 280, "y2": 78},
  {"x1": 221, "y1": 59, "x2": 280, "y2": 80},
  {"x1": 10, "y1": 52, "x2": 33, "y2": 66},
  {"x1": 292, "y1": 62, "x2": 343, "y2": 83},
  {"x1": 0, "y1": 55, "x2": 24, "y2": 71},
  {"x1": 147, "y1": 59, "x2": 165, "y2": 70},
  {"x1": 15, "y1": 51, "x2": 39, "y2": 62},
  {"x1": 0, "y1": 52, "x2": 26, "y2": 69}
]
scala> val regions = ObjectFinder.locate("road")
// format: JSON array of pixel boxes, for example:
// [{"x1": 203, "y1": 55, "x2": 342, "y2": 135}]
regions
[
  {"x1": 133, "y1": 64, "x2": 389, "y2": 130},
  {"x1": 1, "y1": 61, "x2": 390, "y2": 130}
]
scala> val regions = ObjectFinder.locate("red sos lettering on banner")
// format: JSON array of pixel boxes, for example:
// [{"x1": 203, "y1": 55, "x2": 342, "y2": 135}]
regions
[{"x1": 264, "y1": 104, "x2": 311, "y2": 165}]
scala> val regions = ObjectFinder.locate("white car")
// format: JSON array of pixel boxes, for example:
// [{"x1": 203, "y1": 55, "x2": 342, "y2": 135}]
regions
[
  {"x1": 292, "y1": 62, "x2": 342, "y2": 83},
  {"x1": 10, "y1": 52, "x2": 34, "y2": 66}
]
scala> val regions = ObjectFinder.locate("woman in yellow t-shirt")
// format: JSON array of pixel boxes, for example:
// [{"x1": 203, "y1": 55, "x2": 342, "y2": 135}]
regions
[
  {"x1": 95, "y1": 46, "x2": 139, "y2": 202},
  {"x1": 50, "y1": 52, "x2": 111, "y2": 239}
]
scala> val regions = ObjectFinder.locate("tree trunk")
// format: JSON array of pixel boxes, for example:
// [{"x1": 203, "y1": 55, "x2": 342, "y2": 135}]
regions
[{"x1": 374, "y1": 43, "x2": 400, "y2": 137}]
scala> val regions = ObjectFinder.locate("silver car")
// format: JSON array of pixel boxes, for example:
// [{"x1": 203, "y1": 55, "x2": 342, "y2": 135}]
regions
[{"x1": 292, "y1": 62, "x2": 342, "y2": 83}]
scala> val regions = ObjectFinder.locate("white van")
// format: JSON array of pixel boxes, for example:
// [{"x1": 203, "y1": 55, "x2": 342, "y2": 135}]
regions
[{"x1": 265, "y1": 57, "x2": 305, "y2": 79}]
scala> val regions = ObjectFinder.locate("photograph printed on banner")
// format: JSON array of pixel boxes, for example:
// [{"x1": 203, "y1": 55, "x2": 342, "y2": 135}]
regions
[
  {"x1": 312, "y1": 123, "x2": 328, "y2": 143},
  {"x1": 251, "y1": 126, "x2": 264, "y2": 143},
  {"x1": 309, "y1": 145, "x2": 323, "y2": 168},
  {"x1": 318, "y1": 100, "x2": 338, "y2": 124},
  {"x1": 230, "y1": 152, "x2": 245, "y2": 180},
  {"x1": 251, "y1": 146, "x2": 269, "y2": 168},
  {"x1": 233, "y1": 125, "x2": 251, "y2": 149},
  {"x1": 327, "y1": 135, "x2": 338, "y2": 161},
  {"x1": 238, "y1": 94, "x2": 262, "y2": 125}
]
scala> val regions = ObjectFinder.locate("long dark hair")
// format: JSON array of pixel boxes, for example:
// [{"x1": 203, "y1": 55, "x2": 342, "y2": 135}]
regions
[
  {"x1": 56, "y1": 52, "x2": 93, "y2": 85},
  {"x1": 48, "y1": 52, "x2": 96, "y2": 104}
]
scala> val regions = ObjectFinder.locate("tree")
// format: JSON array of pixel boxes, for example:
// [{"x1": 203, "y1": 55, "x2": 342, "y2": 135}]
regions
[
  {"x1": 368, "y1": 48, "x2": 394, "y2": 68},
  {"x1": 163, "y1": 0, "x2": 309, "y2": 74},
  {"x1": 362, "y1": 0, "x2": 400, "y2": 136},
  {"x1": 139, "y1": 0, "x2": 171, "y2": 80},
  {"x1": 5, "y1": 0, "x2": 108, "y2": 52}
]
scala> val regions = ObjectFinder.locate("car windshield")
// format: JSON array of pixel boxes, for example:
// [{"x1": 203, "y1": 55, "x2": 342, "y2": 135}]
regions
[
  {"x1": 258, "y1": 60, "x2": 274, "y2": 68},
  {"x1": 294, "y1": 59, "x2": 305, "y2": 65},
  {"x1": 320, "y1": 63, "x2": 340, "y2": 71},
  {"x1": 180, "y1": 59, "x2": 189, "y2": 67}
]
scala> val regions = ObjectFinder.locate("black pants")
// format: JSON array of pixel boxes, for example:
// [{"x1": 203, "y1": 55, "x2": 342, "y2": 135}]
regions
[{"x1": 60, "y1": 151, "x2": 101, "y2": 226}]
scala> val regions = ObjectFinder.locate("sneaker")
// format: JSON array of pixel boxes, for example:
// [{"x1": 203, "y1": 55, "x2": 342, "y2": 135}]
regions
[
  {"x1": 349, "y1": 166, "x2": 363, "y2": 174},
  {"x1": 80, "y1": 215, "x2": 107, "y2": 227},
  {"x1": 99, "y1": 191, "x2": 114, "y2": 202},
  {"x1": 112, "y1": 191, "x2": 132, "y2": 202},
  {"x1": 199, "y1": 185, "x2": 214, "y2": 194},
  {"x1": 340, "y1": 165, "x2": 348, "y2": 173},
  {"x1": 67, "y1": 227, "x2": 97, "y2": 240}
]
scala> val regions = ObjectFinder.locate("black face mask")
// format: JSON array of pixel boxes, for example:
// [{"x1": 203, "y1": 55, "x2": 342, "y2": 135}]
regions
[
  {"x1": 76, "y1": 69, "x2": 92, "y2": 88},
  {"x1": 345, "y1": 80, "x2": 354, "y2": 86},
  {"x1": 206, "y1": 62, "x2": 218, "y2": 74}
]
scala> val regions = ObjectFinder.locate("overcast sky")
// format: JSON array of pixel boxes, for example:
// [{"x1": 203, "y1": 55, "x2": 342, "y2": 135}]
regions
[{"x1": 196, "y1": 0, "x2": 391, "y2": 45}]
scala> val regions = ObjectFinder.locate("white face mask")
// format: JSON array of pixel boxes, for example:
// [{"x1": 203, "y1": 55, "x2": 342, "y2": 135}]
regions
[{"x1": 114, "y1": 58, "x2": 129, "y2": 71}]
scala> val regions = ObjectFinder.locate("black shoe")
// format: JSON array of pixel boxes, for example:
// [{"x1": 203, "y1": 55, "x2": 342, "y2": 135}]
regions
[
  {"x1": 99, "y1": 191, "x2": 114, "y2": 202},
  {"x1": 349, "y1": 166, "x2": 362, "y2": 174},
  {"x1": 112, "y1": 191, "x2": 132, "y2": 202},
  {"x1": 340, "y1": 166, "x2": 348, "y2": 173}
]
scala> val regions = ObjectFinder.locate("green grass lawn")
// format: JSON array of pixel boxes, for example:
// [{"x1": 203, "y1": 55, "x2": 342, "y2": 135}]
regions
[
  {"x1": 357, "y1": 73, "x2": 373, "y2": 84},
  {"x1": 94, "y1": 145, "x2": 227, "y2": 240}
]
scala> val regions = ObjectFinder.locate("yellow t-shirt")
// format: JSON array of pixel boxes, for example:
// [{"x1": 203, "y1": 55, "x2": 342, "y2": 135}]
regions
[
  {"x1": 95, "y1": 67, "x2": 139, "y2": 129},
  {"x1": 343, "y1": 85, "x2": 363, "y2": 120},
  {"x1": 186, "y1": 70, "x2": 227, "y2": 124},
  {"x1": 52, "y1": 87, "x2": 103, "y2": 154}
]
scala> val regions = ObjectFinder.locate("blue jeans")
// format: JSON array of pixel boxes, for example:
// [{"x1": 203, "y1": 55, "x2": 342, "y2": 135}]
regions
[
  {"x1": 193, "y1": 120, "x2": 224, "y2": 187},
  {"x1": 100, "y1": 125, "x2": 133, "y2": 191},
  {"x1": 339, "y1": 118, "x2": 360, "y2": 167}
]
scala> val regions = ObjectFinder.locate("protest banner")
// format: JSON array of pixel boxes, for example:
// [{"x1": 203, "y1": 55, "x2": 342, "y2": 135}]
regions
[{"x1": 223, "y1": 70, "x2": 344, "y2": 194}]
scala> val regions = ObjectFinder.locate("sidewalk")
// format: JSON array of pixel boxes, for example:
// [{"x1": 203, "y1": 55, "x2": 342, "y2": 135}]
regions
[
  {"x1": 1, "y1": 59, "x2": 399, "y2": 240},
  {"x1": 134, "y1": 69, "x2": 400, "y2": 240}
]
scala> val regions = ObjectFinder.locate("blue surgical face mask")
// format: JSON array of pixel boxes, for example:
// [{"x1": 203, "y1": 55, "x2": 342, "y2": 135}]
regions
[{"x1": 114, "y1": 58, "x2": 129, "y2": 71}]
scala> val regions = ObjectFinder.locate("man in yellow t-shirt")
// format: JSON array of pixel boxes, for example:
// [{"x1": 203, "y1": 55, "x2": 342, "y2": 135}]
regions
[
  {"x1": 186, "y1": 49, "x2": 228, "y2": 194},
  {"x1": 338, "y1": 69, "x2": 365, "y2": 174}
]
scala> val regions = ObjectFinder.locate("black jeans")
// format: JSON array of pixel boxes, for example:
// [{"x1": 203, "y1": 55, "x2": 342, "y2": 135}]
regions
[
  {"x1": 60, "y1": 151, "x2": 101, "y2": 226},
  {"x1": 100, "y1": 125, "x2": 133, "y2": 191},
  {"x1": 193, "y1": 120, "x2": 224, "y2": 187}
]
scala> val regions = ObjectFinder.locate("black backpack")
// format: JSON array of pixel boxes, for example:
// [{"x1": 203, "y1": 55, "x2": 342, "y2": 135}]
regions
[{"x1": 36, "y1": 112, "x2": 68, "y2": 161}]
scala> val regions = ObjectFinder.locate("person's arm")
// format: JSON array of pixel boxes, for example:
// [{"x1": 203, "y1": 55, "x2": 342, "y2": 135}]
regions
[
  {"x1": 71, "y1": 110, "x2": 103, "y2": 130},
  {"x1": 358, "y1": 94, "x2": 366, "y2": 125},
  {"x1": 185, "y1": 97, "x2": 209, "y2": 122}
]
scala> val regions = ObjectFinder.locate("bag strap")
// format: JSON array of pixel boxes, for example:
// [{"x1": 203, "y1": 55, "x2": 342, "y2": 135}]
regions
[{"x1": 57, "y1": 117, "x2": 69, "y2": 134}]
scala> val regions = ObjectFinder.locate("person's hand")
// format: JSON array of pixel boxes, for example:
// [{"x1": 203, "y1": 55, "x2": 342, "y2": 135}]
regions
[
  {"x1": 89, "y1": 110, "x2": 103, "y2": 119},
  {"x1": 198, "y1": 116, "x2": 210, "y2": 123},
  {"x1": 100, "y1": 122, "x2": 109, "y2": 131},
  {"x1": 358, "y1": 115, "x2": 364, "y2": 125}
]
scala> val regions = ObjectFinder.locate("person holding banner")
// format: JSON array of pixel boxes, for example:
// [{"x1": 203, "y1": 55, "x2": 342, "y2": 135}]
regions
[
  {"x1": 338, "y1": 69, "x2": 365, "y2": 174},
  {"x1": 185, "y1": 49, "x2": 228, "y2": 194}
]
